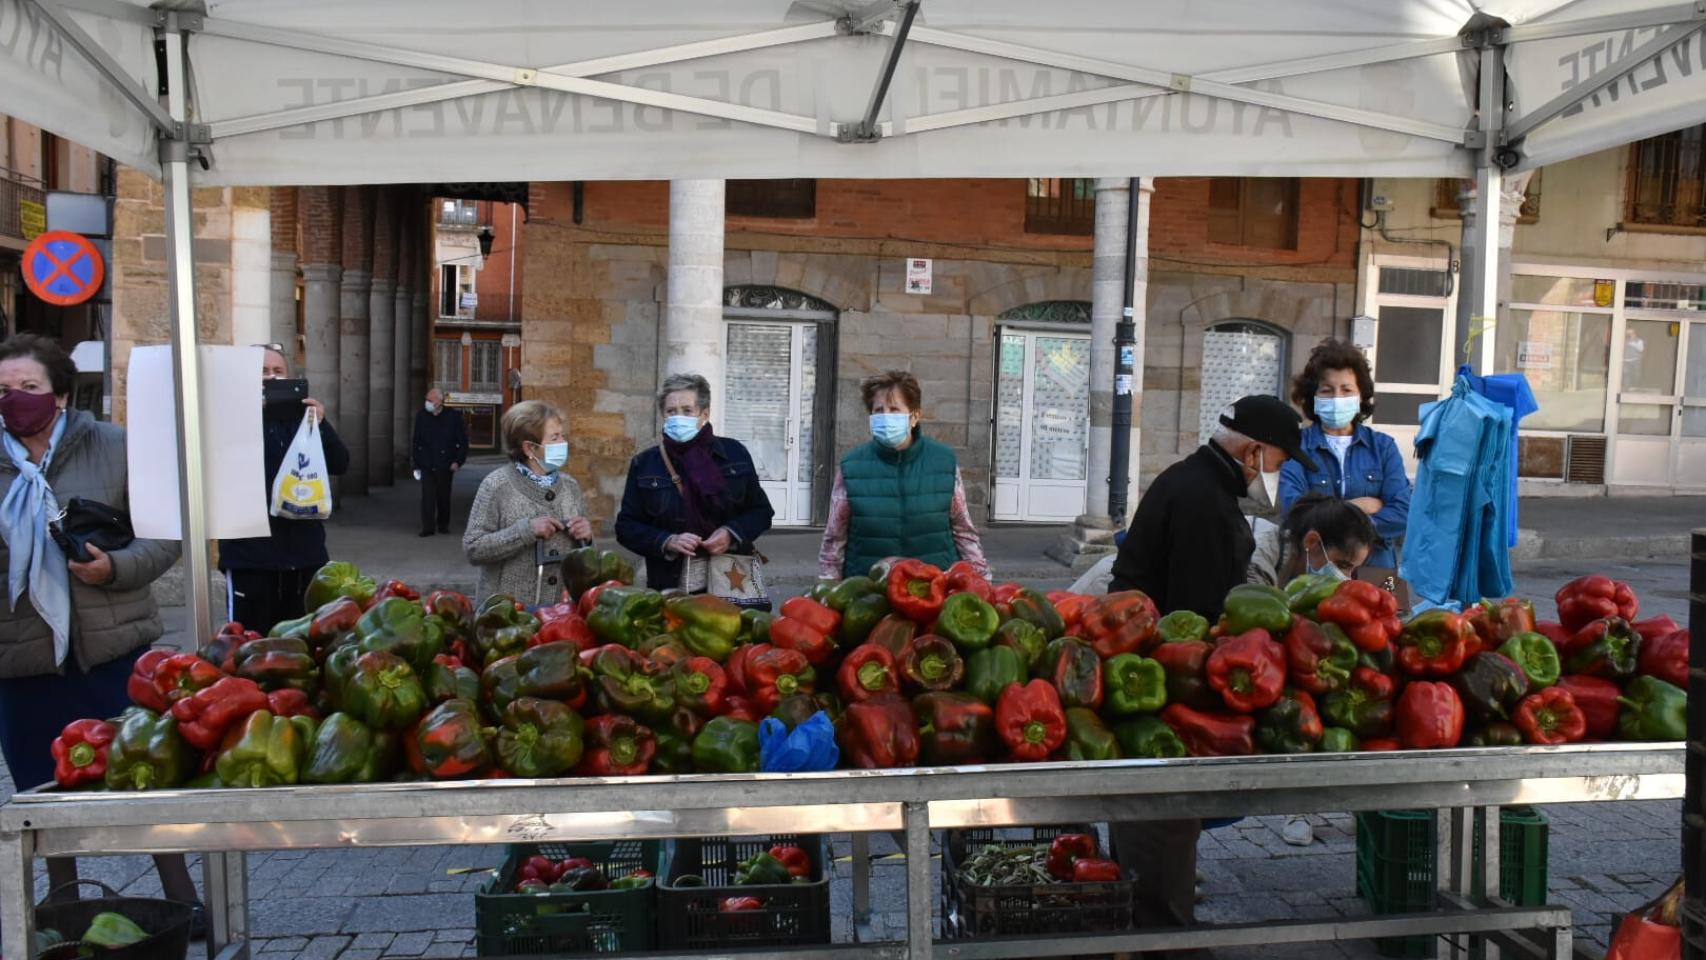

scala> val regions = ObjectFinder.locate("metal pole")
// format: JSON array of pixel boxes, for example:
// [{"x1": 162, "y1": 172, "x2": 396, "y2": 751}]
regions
[
  {"x1": 1464, "y1": 44, "x2": 1505, "y2": 374},
  {"x1": 1107, "y1": 177, "x2": 1141, "y2": 522},
  {"x1": 852, "y1": 0, "x2": 919, "y2": 141},
  {"x1": 160, "y1": 13, "x2": 215, "y2": 647}
]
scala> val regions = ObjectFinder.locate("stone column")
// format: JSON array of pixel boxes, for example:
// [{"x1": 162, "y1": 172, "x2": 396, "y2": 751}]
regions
[
  {"x1": 411, "y1": 234, "x2": 430, "y2": 418},
  {"x1": 393, "y1": 203, "x2": 417, "y2": 469},
  {"x1": 339, "y1": 186, "x2": 375, "y2": 494},
  {"x1": 269, "y1": 187, "x2": 299, "y2": 354},
  {"x1": 1078, "y1": 178, "x2": 1129, "y2": 539},
  {"x1": 367, "y1": 188, "x2": 397, "y2": 486},
  {"x1": 664, "y1": 180, "x2": 726, "y2": 424},
  {"x1": 299, "y1": 186, "x2": 342, "y2": 425},
  {"x1": 1454, "y1": 170, "x2": 1532, "y2": 371}
]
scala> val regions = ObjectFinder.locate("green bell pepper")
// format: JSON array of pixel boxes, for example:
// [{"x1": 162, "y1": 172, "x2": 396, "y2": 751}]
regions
[
  {"x1": 665, "y1": 594, "x2": 743, "y2": 662},
  {"x1": 1617, "y1": 675, "x2": 1687, "y2": 741},
  {"x1": 495, "y1": 696, "x2": 586, "y2": 778},
  {"x1": 1318, "y1": 727, "x2": 1359, "y2": 752},
  {"x1": 481, "y1": 654, "x2": 525, "y2": 718},
  {"x1": 1254, "y1": 689, "x2": 1324, "y2": 754},
  {"x1": 1063, "y1": 707, "x2": 1121, "y2": 761},
  {"x1": 1497, "y1": 632, "x2": 1562, "y2": 689},
  {"x1": 651, "y1": 730, "x2": 695, "y2": 774},
  {"x1": 691, "y1": 716, "x2": 761, "y2": 773},
  {"x1": 840, "y1": 592, "x2": 891, "y2": 647},
  {"x1": 1451, "y1": 652, "x2": 1529, "y2": 720},
  {"x1": 321, "y1": 643, "x2": 362, "y2": 712},
  {"x1": 937, "y1": 592, "x2": 1000, "y2": 652},
  {"x1": 1284, "y1": 573, "x2": 1342, "y2": 617},
  {"x1": 734, "y1": 852, "x2": 792, "y2": 885},
  {"x1": 355, "y1": 596, "x2": 445, "y2": 675},
  {"x1": 517, "y1": 640, "x2": 589, "y2": 704},
  {"x1": 1222, "y1": 583, "x2": 1293, "y2": 635},
  {"x1": 473, "y1": 596, "x2": 539, "y2": 664},
  {"x1": 216, "y1": 710, "x2": 316, "y2": 788},
  {"x1": 104, "y1": 708, "x2": 189, "y2": 791},
  {"x1": 992, "y1": 618, "x2": 1047, "y2": 675},
  {"x1": 560, "y1": 545, "x2": 635, "y2": 601},
  {"x1": 823, "y1": 575, "x2": 878, "y2": 613},
  {"x1": 1103, "y1": 654, "x2": 1168, "y2": 716},
  {"x1": 233, "y1": 636, "x2": 320, "y2": 694},
  {"x1": 740, "y1": 608, "x2": 773, "y2": 644},
  {"x1": 1113, "y1": 715, "x2": 1188, "y2": 759},
  {"x1": 303, "y1": 712, "x2": 398, "y2": 784},
  {"x1": 427, "y1": 656, "x2": 481, "y2": 704},
  {"x1": 303, "y1": 560, "x2": 378, "y2": 612},
  {"x1": 342, "y1": 650, "x2": 429, "y2": 731},
  {"x1": 965, "y1": 645, "x2": 1026, "y2": 706},
  {"x1": 587, "y1": 586, "x2": 666, "y2": 648},
  {"x1": 1156, "y1": 610, "x2": 1209, "y2": 645},
  {"x1": 589, "y1": 645, "x2": 676, "y2": 722},
  {"x1": 1007, "y1": 588, "x2": 1066, "y2": 641},
  {"x1": 82, "y1": 912, "x2": 149, "y2": 948}
]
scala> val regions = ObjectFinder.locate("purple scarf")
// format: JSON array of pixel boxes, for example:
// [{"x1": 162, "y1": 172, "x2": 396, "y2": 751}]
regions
[{"x1": 662, "y1": 424, "x2": 727, "y2": 536}]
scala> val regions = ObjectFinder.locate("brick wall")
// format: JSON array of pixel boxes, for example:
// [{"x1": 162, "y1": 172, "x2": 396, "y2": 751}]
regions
[{"x1": 300, "y1": 186, "x2": 341, "y2": 265}]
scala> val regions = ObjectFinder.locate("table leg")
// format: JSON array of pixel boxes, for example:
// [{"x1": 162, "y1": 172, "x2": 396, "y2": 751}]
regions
[
  {"x1": 852, "y1": 832, "x2": 872, "y2": 928},
  {"x1": 1481, "y1": 806, "x2": 1502, "y2": 960},
  {"x1": 1438, "y1": 807, "x2": 1475, "y2": 959},
  {"x1": 0, "y1": 829, "x2": 37, "y2": 959},
  {"x1": 903, "y1": 802, "x2": 932, "y2": 960},
  {"x1": 202, "y1": 851, "x2": 249, "y2": 959},
  {"x1": 1549, "y1": 921, "x2": 1572, "y2": 960}
]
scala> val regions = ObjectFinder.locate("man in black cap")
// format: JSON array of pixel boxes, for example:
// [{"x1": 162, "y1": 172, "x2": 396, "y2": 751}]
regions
[{"x1": 1106, "y1": 393, "x2": 1314, "y2": 953}]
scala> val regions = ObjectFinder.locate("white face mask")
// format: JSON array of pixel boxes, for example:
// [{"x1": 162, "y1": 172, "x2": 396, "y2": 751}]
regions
[
  {"x1": 424, "y1": 401, "x2": 437, "y2": 414},
  {"x1": 1245, "y1": 447, "x2": 1281, "y2": 510},
  {"x1": 1303, "y1": 531, "x2": 1350, "y2": 581}
]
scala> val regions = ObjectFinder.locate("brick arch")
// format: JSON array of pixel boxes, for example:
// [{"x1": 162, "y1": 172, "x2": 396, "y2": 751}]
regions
[
  {"x1": 966, "y1": 266, "x2": 1092, "y2": 317},
  {"x1": 1180, "y1": 284, "x2": 1328, "y2": 337}
]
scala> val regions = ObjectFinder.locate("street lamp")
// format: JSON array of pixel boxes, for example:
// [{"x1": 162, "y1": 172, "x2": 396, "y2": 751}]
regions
[{"x1": 477, "y1": 225, "x2": 494, "y2": 258}]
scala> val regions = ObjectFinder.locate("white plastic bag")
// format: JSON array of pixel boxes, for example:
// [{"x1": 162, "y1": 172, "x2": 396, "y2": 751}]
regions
[{"x1": 269, "y1": 411, "x2": 333, "y2": 520}]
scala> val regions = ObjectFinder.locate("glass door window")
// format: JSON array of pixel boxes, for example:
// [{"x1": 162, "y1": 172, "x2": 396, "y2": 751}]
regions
[
  {"x1": 991, "y1": 330, "x2": 1091, "y2": 522},
  {"x1": 723, "y1": 321, "x2": 818, "y2": 525},
  {"x1": 1680, "y1": 321, "x2": 1706, "y2": 487}
]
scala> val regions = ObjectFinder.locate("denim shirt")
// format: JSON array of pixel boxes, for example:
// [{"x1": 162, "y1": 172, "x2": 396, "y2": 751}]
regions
[{"x1": 1278, "y1": 422, "x2": 1412, "y2": 570}]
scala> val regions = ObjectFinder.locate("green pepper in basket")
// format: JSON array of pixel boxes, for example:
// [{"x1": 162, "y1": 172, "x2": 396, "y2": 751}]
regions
[
  {"x1": 965, "y1": 645, "x2": 1026, "y2": 706},
  {"x1": 937, "y1": 592, "x2": 1000, "y2": 652},
  {"x1": 303, "y1": 561, "x2": 378, "y2": 612},
  {"x1": 1113, "y1": 715, "x2": 1188, "y2": 759},
  {"x1": 104, "y1": 708, "x2": 189, "y2": 791},
  {"x1": 216, "y1": 710, "x2": 316, "y2": 788},
  {"x1": 341, "y1": 650, "x2": 429, "y2": 731},
  {"x1": 1103, "y1": 654, "x2": 1167, "y2": 716},
  {"x1": 1221, "y1": 583, "x2": 1293, "y2": 635},
  {"x1": 303, "y1": 712, "x2": 397, "y2": 784},
  {"x1": 1062, "y1": 707, "x2": 1120, "y2": 761},
  {"x1": 734, "y1": 851, "x2": 793, "y2": 886}
]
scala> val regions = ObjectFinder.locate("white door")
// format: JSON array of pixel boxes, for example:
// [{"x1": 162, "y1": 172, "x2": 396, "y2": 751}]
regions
[
  {"x1": 723, "y1": 321, "x2": 817, "y2": 525},
  {"x1": 1615, "y1": 316, "x2": 1706, "y2": 488},
  {"x1": 992, "y1": 330, "x2": 1091, "y2": 522},
  {"x1": 1680, "y1": 320, "x2": 1706, "y2": 489}
]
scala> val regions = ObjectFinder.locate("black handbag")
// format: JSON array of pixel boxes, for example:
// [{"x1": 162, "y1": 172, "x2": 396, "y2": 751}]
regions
[{"x1": 49, "y1": 497, "x2": 135, "y2": 564}]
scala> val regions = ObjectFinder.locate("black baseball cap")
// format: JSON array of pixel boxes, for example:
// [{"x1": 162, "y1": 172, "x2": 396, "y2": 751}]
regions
[{"x1": 1219, "y1": 395, "x2": 1317, "y2": 471}]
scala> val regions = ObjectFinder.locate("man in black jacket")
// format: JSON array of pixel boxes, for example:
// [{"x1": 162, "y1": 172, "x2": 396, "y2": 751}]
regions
[
  {"x1": 1106, "y1": 394, "x2": 1313, "y2": 953},
  {"x1": 219, "y1": 347, "x2": 350, "y2": 633},
  {"x1": 412, "y1": 387, "x2": 468, "y2": 537}
]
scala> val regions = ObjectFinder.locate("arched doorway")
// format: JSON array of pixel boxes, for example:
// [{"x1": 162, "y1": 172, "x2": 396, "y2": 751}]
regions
[
  {"x1": 992, "y1": 301, "x2": 1092, "y2": 522},
  {"x1": 722, "y1": 285, "x2": 837, "y2": 526},
  {"x1": 1197, "y1": 318, "x2": 1292, "y2": 443}
]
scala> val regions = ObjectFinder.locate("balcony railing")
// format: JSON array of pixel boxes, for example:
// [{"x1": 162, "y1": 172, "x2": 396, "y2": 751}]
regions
[{"x1": 1, "y1": 169, "x2": 46, "y2": 241}]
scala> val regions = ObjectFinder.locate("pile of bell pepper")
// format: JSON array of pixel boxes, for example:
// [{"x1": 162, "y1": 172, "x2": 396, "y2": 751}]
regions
[
  {"x1": 510, "y1": 851, "x2": 654, "y2": 895},
  {"x1": 45, "y1": 559, "x2": 1690, "y2": 793}
]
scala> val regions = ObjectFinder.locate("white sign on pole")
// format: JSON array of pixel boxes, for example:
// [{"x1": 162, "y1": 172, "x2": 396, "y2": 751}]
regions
[
  {"x1": 905, "y1": 258, "x2": 933, "y2": 295},
  {"x1": 1517, "y1": 340, "x2": 1554, "y2": 370}
]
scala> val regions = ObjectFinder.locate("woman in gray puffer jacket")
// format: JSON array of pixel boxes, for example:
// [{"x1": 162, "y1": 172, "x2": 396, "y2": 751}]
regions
[{"x1": 0, "y1": 334, "x2": 198, "y2": 914}]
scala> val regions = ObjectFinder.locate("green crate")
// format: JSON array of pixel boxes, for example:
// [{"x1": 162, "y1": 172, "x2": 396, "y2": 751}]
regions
[
  {"x1": 1354, "y1": 807, "x2": 1551, "y2": 960},
  {"x1": 475, "y1": 840, "x2": 661, "y2": 957}
]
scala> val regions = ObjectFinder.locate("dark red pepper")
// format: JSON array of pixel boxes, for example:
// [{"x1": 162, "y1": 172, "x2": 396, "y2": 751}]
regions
[
  {"x1": 1396, "y1": 681, "x2": 1464, "y2": 749},
  {"x1": 896, "y1": 634, "x2": 966, "y2": 694},
  {"x1": 1072, "y1": 858, "x2": 1122, "y2": 882},
  {"x1": 995, "y1": 679, "x2": 1067, "y2": 761},
  {"x1": 837, "y1": 643, "x2": 902, "y2": 703},
  {"x1": 838, "y1": 695, "x2": 921, "y2": 769},
  {"x1": 769, "y1": 616, "x2": 838, "y2": 668},
  {"x1": 768, "y1": 845, "x2": 811, "y2": 878},
  {"x1": 1046, "y1": 833, "x2": 1097, "y2": 880},
  {"x1": 128, "y1": 649, "x2": 174, "y2": 713},
  {"x1": 1160, "y1": 704, "x2": 1255, "y2": 756},
  {"x1": 266, "y1": 687, "x2": 321, "y2": 721},
  {"x1": 742, "y1": 645, "x2": 818, "y2": 714},
  {"x1": 1283, "y1": 619, "x2": 1357, "y2": 696},
  {"x1": 886, "y1": 559, "x2": 948, "y2": 623},
  {"x1": 1077, "y1": 590, "x2": 1160, "y2": 659},
  {"x1": 1206, "y1": 629, "x2": 1286, "y2": 713},
  {"x1": 171, "y1": 676, "x2": 270, "y2": 751},
  {"x1": 1553, "y1": 675, "x2": 1622, "y2": 739},
  {"x1": 1047, "y1": 637, "x2": 1104, "y2": 711},
  {"x1": 672, "y1": 656, "x2": 729, "y2": 717},
  {"x1": 1555, "y1": 575, "x2": 1638, "y2": 634},
  {"x1": 944, "y1": 561, "x2": 993, "y2": 602},
  {"x1": 1151, "y1": 639, "x2": 1217, "y2": 710}
]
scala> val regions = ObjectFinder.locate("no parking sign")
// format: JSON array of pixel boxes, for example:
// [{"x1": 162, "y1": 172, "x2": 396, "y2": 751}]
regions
[{"x1": 22, "y1": 230, "x2": 105, "y2": 307}]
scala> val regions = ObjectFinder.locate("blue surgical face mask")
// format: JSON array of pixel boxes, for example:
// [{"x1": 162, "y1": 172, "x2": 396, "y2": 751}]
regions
[
  {"x1": 536, "y1": 441, "x2": 569, "y2": 474},
  {"x1": 663, "y1": 415, "x2": 702, "y2": 443},
  {"x1": 1303, "y1": 532, "x2": 1351, "y2": 582},
  {"x1": 1313, "y1": 395, "x2": 1360, "y2": 429},
  {"x1": 870, "y1": 412, "x2": 912, "y2": 448}
]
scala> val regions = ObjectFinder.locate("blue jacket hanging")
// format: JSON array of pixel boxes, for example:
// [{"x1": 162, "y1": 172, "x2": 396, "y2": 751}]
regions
[
  {"x1": 1456, "y1": 365, "x2": 1538, "y2": 549},
  {"x1": 1400, "y1": 377, "x2": 1514, "y2": 607}
]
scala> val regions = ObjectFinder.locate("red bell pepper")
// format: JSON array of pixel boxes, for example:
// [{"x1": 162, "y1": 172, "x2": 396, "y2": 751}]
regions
[
  {"x1": 1534, "y1": 621, "x2": 1572, "y2": 651},
  {"x1": 1073, "y1": 858, "x2": 1122, "y2": 882},
  {"x1": 575, "y1": 714, "x2": 657, "y2": 776},
  {"x1": 944, "y1": 561, "x2": 993, "y2": 601},
  {"x1": 839, "y1": 695, "x2": 921, "y2": 768},
  {"x1": 988, "y1": 582, "x2": 1024, "y2": 618},
  {"x1": 372, "y1": 579, "x2": 420, "y2": 604},
  {"x1": 534, "y1": 599, "x2": 578, "y2": 624},
  {"x1": 897, "y1": 634, "x2": 965, "y2": 694},
  {"x1": 1077, "y1": 590, "x2": 1160, "y2": 659},
  {"x1": 838, "y1": 643, "x2": 902, "y2": 703},
  {"x1": 1638, "y1": 629, "x2": 1688, "y2": 689},
  {"x1": 128, "y1": 649, "x2": 174, "y2": 713},
  {"x1": 152, "y1": 652, "x2": 225, "y2": 705},
  {"x1": 518, "y1": 855, "x2": 561, "y2": 885},
  {"x1": 1555, "y1": 574, "x2": 1639, "y2": 633},
  {"x1": 1633, "y1": 615, "x2": 1682, "y2": 644},
  {"x1": 1316, "y1": 580, "x2": 1402, "y2": 653},
  {"x1": 1283, "y1": 619, "x2": 1357, "y2": 696},
  {"x1": 742, "y1": 644, "x2": 817, "y2": 713},
  {"x1": 576, "y1": 580, "x2": 625, "y2": 619},
  {"x1": 533, "y1": 614, "x2": 597, "y2": 652},
  {"x1": 769, "y1": 845, "x2": 811, "y2": 879},
  {"x1": 720, "y1": 896, "x2": 765, "y2": 912},
  {"x1": 1396, "y1": 681, "x2": 1464, "y2": 749},
  {"x1": 866, "y1": 614, "x2": 920, "y2": 657},
  {"x1": 672, "y1": 656, "x2": 729, "y2": 716},
  {"x1": 1564, "y1": 617, "x2": 1641, "y2": 679},
  {"x1": 1046, "y1": 833, "x2": 1096, "y2": 880},
  {"x1": 1552, "y1": 675, "x2": 1621, "y2": 739},
  {"x1": 171, "y1": 676, "x2": 270, "y2": 751},
  {"x1": 1470, "y1": 597, "x2": 1537, "y2": 652},
  {"x1": 51, "y1": 718, "x2": 117, "y2": 788},
  {"x1": 1151, "y1": 638, "x2": 1217, "y2": 710},
  {"x1": 1396, "y1": 609, "x2": 1472, "y2": 677},
  {"x1": 1160, "y1": 704, "x2": 1255, "y2": 756},
  {"x1": 1047, "y1": 592, "x2": 1095, "y2": 636},
  {"x1": 780, "y1": 596, "x2": 842, "y2": 638},
  {"x1": 887, "y1": 559, "x2": 948, "y2": 624},
  {"x1": 770, "y1": 616, "x2": 837, "y2": 668},
  {"x1": 722, "y1": 695, "x2": 764, "y2": 724},
  {"x1": 1513, "y1": 687, "x2": 1587, "y2": 745},
  {"x1": 995, "y1": 679, "x2": 1067, "y2": 761},
  {"x1": 266, "y1": 688, "x2": 320, "y2": 721},
  {"x1": 1362, "y1": 738, "x2": 1401, "y2": 751},
  {"x1": 1206, "y1": 629, "x2": 1286, "y2": 713}
]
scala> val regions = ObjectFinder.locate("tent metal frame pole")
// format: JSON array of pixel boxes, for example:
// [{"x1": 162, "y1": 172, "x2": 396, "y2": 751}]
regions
[
  {"x1": 159, "y1": 13, "x2": 216, "y2": 649},
  {"x1": 1503, "y1": 22, "x2": 1706, "y2": 143},
  {"x1": 847, "y1": 0, "x2": 918, "y2": 142},
  {"x1": 1498, "y1": 1, "x2": 1706, "y2": 44},
  {"x1": 1465, "y1": 42, "x2": 1506, "y2": 376},
  {"x1": 23, "y1": 0, "x2": 177, "y2": 134}
]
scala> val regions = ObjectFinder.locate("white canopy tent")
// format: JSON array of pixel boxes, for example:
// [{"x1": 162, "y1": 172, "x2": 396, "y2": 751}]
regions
[{"x1": 3, "y1": 0, "x2": 1705, "y2": 646}]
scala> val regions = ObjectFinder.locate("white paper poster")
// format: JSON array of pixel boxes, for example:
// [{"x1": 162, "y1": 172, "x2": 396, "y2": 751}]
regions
[
  {"x1": 905, "y1": 258, "x2": 933, "y2": 295},
  {"x1": 1517, "y1": 340, "x2": 1554, "y2": 370},
  {"x1": 127, "y1": 345, "x2": 271, "y2": 540}
]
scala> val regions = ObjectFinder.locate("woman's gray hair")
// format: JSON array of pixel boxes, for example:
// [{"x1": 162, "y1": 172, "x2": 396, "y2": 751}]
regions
[{"x1": 657, "y1": 373, "x2": 711, "y2": 413}]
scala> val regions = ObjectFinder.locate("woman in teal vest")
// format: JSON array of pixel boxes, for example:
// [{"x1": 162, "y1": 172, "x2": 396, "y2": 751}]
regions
[{"x1": 818, "y1": 370, "x2": 991, "y2": 580}]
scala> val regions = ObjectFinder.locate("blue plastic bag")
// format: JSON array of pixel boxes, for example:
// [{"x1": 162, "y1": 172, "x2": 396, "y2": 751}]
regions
[{"x1": 759, "y1": 711, "x2": 839, "y2": 772}]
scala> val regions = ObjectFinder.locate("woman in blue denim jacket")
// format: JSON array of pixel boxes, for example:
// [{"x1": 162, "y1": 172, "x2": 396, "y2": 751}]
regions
[{"x1": 1278, "y1": 338, "x2": 1412, "y2": 570}]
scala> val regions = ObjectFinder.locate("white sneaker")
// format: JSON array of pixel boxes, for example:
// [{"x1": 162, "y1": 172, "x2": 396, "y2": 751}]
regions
[{"x1": 1281, "y1": 817, "x2": 1314, "y2": 846}]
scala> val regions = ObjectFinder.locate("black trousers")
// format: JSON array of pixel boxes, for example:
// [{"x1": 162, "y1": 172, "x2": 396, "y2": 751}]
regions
[
  {"x1": 420, "y1": 468, "x2": 455, "y2": 533},
  {"x1": 227, "y1": 566, "x2": 314, "y2": 635}
]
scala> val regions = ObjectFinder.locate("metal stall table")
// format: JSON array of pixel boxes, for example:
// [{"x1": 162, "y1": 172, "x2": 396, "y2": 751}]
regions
[{"x1": 0, "y1": 743, "x2": 1683, "y2": 960}]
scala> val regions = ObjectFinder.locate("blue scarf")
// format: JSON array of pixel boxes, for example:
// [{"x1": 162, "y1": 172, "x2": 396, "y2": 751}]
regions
[{"x1": 0, "y1": 414, "x2": 71, "y2": 665}]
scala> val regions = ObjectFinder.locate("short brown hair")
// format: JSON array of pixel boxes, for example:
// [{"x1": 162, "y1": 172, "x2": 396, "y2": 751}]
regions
[
  {"x1": 0, "y1": 333, "x2": 77, "y2": 396},
  {"x1": 861, "y1": 370, "x2": 922, "y2": 414},
  {"x1": 1291, "y1": 338, "x2": 1376, "y2": 424},
  {"x1": 501, "y1": 400, "x2": 563, "y2": 462}
]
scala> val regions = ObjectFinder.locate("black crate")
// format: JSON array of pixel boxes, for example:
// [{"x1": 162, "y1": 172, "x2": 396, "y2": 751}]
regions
[
  {"x1": 942, "y1": 824, "x2": 1134, "y2": 939},
  {"x1": 657, "y1": 834, "x2": 831, "y2": 950},
  {"x1": 475, "y1": 840, "x2": 660, "y2": 957}
]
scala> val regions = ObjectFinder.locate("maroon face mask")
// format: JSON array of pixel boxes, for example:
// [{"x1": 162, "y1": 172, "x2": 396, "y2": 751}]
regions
[{"x1": 0, "y1": 389, "x2": 61, "y2": 439}]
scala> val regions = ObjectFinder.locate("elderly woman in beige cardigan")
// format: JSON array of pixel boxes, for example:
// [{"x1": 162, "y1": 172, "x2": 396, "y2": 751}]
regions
[{"x1": 463, "y1": 401, "x2": 593, "y2": 601}]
